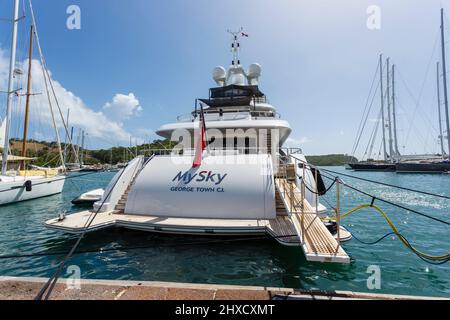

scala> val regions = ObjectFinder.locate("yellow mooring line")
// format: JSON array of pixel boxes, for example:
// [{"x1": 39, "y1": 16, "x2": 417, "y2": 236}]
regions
[{"x1": 326, "y1": 204, "x2": 450, "y2": 262}]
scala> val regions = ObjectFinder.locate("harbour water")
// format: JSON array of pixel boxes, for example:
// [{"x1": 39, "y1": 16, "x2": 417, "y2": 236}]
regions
[{"x1": 0, "y1": 167, "x2": 449, "y2": 298}]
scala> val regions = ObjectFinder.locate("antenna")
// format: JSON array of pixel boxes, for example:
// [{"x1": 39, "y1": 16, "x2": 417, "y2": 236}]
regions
[{"x1": 227, "y1": 27, "x2": 244, "y2": 66}]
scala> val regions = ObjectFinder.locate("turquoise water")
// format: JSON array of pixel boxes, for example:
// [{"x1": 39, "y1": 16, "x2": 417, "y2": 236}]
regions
[{"x1": 0, "y1": 167, "x2": 449, "y2": 297}]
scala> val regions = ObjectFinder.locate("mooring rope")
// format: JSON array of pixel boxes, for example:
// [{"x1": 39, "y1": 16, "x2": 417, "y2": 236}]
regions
[
  {"x1": 343, "y1": 226, "x2": 395, "y2": 246},
  {"x1": 290, "y1": 164, "x2": 450, "y2": 264},
  {"x1": 320, "y1": 172, "x2": 450, "y2": 227},
  {"x1": 34, "y1": 168, "x2": 126, "y2": 300},
  {"x1": 326, "y1": 203, "x2": 450, "y2": 264},
  {"x1": 320, "y1": 167, "x2": 450, "y2": 201}
]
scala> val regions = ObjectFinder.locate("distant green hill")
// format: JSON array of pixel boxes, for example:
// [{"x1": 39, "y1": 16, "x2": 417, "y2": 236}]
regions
[
  {"x1": 305, "y1": 154, "x2": 357, "y2": 166},
  {"x1": 2, "y1": 139, "x2": 356, "y2": 167},
  {"x1": 2, "y1": 138, "x2": 176, "y2": 167}
]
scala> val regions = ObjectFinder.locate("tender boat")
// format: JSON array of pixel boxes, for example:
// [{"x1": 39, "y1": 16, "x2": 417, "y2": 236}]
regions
[
  {"x1": 46, "y1": 31, "x2": 351, "y2": 264},
  {"x1": 71, "y1": 188, "x2": 104, "y2": 206}
]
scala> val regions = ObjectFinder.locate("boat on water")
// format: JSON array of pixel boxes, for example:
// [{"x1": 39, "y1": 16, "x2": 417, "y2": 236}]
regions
[
  {"x1": 46, "y1": 31, "x2": 351, "y2": 264},
  {"x1": 347, "y1": 161, "x2": 396, "y2": 172},
  {"x1": 348, "y1": 55, "x2": 403, "y2": 171},
  {"x1": 72, "y1": 188, "x2": 104, "y2": 206},
  {"x1": 0, "y1": 0, "x2": 72, "y2": 206},
  {"x1": 396, "y1": 160, "x2": 450, "y2": 173},
  {"x1": 395, "y1": 9, "x2": 450, "y2": 173},
  {"x1": 349, "y1": 9, "x2": 450, "y2": 173}
]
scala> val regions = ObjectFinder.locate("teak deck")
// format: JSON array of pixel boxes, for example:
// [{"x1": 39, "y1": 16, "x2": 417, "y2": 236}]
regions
[{"x1": 275, "y1": 178, "x2": 350, "y2": 263}]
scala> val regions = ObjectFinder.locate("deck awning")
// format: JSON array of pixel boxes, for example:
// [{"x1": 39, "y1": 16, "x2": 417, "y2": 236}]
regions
[
  {"x1": 199, "y1": 96, "x2": 253, "y2": 108},
  {"x1": 198, "y1": 85, "x2": 265, "y2": 108},
  {"x1": 210, "y1": 85, "x2": 265, "y2": 98}
]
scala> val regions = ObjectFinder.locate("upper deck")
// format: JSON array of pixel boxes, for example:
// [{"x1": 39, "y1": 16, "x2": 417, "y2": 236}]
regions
[{"x1": 156, "y1": 34, "x2": 292, "y2": 145}]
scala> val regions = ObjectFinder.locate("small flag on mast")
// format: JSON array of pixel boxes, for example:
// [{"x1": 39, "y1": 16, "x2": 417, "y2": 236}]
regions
[{"x1": 192, "y1": 105, "x2": 206, "y2": 168}]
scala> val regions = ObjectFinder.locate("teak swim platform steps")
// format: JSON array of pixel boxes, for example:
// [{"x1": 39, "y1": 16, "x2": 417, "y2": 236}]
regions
[{"x1": 274, "y1": 177, "x2": 349, "y2": 263}]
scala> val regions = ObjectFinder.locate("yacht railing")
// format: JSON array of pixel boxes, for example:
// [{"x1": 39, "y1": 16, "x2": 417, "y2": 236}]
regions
[
  {"x1": 275, "y1": 158, "x2": 341, "y2": 253},
  {"x1": 94, "y1": 156, "x2": 144, "y2": 212},
  {"x1": 138, "y1": 146, "x2": 302, "y2": 157},
  {"x1": 275, "y1": 154, "x2": 341, "y2": 249},
  {"x1": 253, "y1": 96, "x2": 268, "y2": 104},
  {"x1": 176, "y1": 110, "x2": 281, "y2": 122}
]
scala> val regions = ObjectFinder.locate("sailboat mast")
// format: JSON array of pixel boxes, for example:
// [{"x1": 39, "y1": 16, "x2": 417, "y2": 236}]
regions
[
  {"x1": 76, "y1": 128, "x2": 81, "y2": 167},
  {"x1": 379, "y1": 54, "x2": 388, "y2": 161},
  {"x1": 80, "y1": 130, "x2": 85, "y2": 165},
  {"x1": 391, "y1": 64, "x2": 400, "y2": 156},
  {"x1": 386, "y1": 58, "x2": 394, "y2": 162},
  {"x1": 437, "y1": 62, "x2": 446, "y2": 156},
  {"x1": 63, "y1": 108, "x2": 70, "y2": 160},
  {"x1": 1, "y1": 0, "x2": 20, "y2": 175},
  {"x1": 21, "y1": 25, "x2": 34, "y2": 169},
  {"x1": 441, "y1": 8, "x2": 450, "y2": 158}
]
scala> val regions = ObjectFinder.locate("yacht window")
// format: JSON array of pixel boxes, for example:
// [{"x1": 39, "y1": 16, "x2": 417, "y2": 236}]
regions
[{"x1": 245, "y1": 137, "x2": 250, "y2": 155}]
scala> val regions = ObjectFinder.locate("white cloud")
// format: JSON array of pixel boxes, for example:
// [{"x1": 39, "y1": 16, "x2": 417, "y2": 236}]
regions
[
  {"x1": 0, "y1": 46, "x2": 142, "y2": 146},
  {"x1": 102, "y1": 93, "x2": 142, "y2": 124}
]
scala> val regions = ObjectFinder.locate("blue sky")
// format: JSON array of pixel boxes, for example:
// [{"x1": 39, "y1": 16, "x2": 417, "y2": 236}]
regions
[{"x1": 1, "y1": 0, "x2": 450, "y2": 157}]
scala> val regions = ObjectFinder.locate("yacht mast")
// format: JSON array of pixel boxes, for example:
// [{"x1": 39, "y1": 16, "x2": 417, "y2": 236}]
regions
[
  {"x1": 441, "y1": 8, "x2": 450, "y2": 158},
  {"x1": 21, "y1": 25, "x2": 34, "y2": 169},
  {"x1": 1, "y1": 0, "x2": 20, "y2": 175},
  {"x1": 379, "y1": 54, "x2": 388, "y2": 161},
  {"x1": 437, "y1": 62, "x2": 446, "y2": 156},
  {"x1": 228, "y1": 27, "x2": 243, "y2": 66},
  {"x1": 391, "y1": 64, "x2": 400, "y2": 156},
  {"x1": 386, "y1": 58, "x2": 394, "y2": 162}
]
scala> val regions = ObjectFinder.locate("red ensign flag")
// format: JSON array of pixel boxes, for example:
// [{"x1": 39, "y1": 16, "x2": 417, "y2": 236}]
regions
[{"x1": 192, "y1": 114, "x2": 206, "y2": 168}]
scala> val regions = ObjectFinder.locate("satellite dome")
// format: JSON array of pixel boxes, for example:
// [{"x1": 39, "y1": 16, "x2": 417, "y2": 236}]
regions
[
  {"x1": 227, "y1": 66, "x2": 247, "y2": 86},
  {"x1": 212, "y1": 66, "x2": 227, "y2": 86},
  {"x1": 247, "y1": 63, "x2": 262, "y2": 85},
  {"x1": 248, "y1": 63, "x2": 262, "y2": 78}
]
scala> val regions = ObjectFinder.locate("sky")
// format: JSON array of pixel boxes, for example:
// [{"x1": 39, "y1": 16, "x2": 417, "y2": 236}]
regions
[{"x1": 1, "y1": 0, "x2": 450, "y2": 158}]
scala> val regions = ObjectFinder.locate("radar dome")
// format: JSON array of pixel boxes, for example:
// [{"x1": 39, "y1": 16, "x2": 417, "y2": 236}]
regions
[
  {"x1": 247, "y1": 63, "x2": 262, "y2": 85},
  {"x1": 212, "y1": 66, "x2": 227, "y2": 86}
]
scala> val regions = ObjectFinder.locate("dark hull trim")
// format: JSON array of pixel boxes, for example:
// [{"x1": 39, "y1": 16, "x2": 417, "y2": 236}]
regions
[
  {"x1": 396, "y1": 162, "x2": 450, "y2": 173},
  {"x1": 71, "y1": 197, "x2": 101, "y2": 206},
  {"x1": 347, "y1": 163, "x2": 396, "y2": 172}
]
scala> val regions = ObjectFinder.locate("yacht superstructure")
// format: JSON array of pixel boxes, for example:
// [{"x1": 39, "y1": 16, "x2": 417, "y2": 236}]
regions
[
  {"x1": 157, "y1": 30, "x2": 291, "y2": 152},
  {"x1": 46, "y1": 31, "x2": 350, "y2": 264}
]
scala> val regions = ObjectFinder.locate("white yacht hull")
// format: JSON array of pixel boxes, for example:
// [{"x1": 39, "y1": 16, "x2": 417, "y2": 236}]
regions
[{"x1": 0, "y1": 175, "x2": 66, "y2": 206}]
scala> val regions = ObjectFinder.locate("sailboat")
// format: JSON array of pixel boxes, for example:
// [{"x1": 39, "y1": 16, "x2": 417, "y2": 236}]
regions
[
  {"x1": 395, "y1": 8, "x2": 450, "y2": 173},
  {"x1": 350, "y1": 9, "x2": 450, "y2": 173},
  {"x1": 0, "y1": 0, "x2": 70, "y2": 205},
  {"x1": 347, "y1": 55, "x2": 397, "y2": 171}
]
